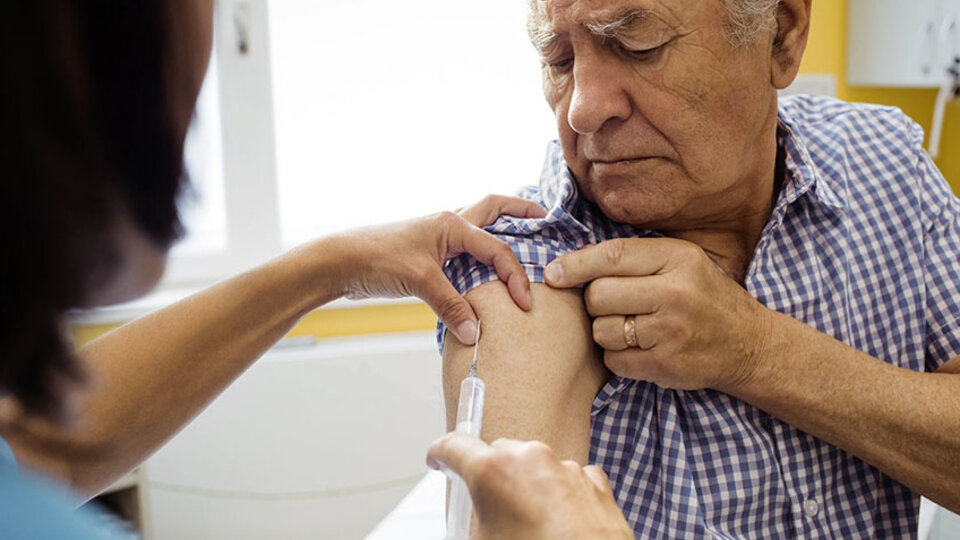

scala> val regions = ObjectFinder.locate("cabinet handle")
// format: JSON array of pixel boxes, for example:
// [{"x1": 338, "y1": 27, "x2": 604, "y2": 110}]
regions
[
  {"x1": 233, "y1": 2, "x2": 251, "y2": 55},
  {"x1": 921, "y1": 20, "x2": 936, "y2": 76},
  {"x1": 939, "y1": 18, "x2": 959, "y2": 73}
]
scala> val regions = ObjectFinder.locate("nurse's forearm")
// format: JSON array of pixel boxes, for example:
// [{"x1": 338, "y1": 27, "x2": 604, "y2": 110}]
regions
[
  {"x1": 3, "y1": 199, "x2": 538, "y2": 499},
  {"x1": 6, "y1": 237, "x2": 349, "y2": 499}
]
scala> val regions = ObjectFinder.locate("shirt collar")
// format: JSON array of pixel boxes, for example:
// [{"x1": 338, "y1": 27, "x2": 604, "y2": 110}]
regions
[{"x1": 776, "y1": 105, "x2": 846, "y2": 212}]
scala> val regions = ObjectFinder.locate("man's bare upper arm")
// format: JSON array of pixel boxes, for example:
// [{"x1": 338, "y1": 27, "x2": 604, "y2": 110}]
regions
[{"x1": 442, "y1": 281, "x2": 608, "y2": 464}]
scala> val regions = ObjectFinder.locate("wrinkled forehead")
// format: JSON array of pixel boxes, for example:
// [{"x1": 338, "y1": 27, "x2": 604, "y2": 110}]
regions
[{"x1": 528, "y1": 0, "x2": 708, "y2": 42}]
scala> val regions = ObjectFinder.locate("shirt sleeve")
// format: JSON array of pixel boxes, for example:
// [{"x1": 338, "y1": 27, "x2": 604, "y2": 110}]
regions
[
  {"x1": 920, "y1": 150, "x2": 960, "y2": 371},
  {"x1": 0, "y1": 434, "x2": 17, "y2": 477},
  {"x1": 435, "y1": 183, "x2": 592, "y2": 353}
]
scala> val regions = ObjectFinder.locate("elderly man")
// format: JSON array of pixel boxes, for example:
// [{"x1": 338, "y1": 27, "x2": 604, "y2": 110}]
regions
[{"x1": 431, "y1": 0, "x2": 960, "y2": 537}]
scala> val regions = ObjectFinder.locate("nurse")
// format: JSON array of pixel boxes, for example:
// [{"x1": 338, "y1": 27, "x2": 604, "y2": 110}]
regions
[{"x1": 0, "y1": 0, "x2": 630, "y2": 538}]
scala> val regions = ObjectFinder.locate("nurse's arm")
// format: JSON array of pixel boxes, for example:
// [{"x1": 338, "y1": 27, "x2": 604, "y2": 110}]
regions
[
  {"x1": 442, "y1": 281, "x2": 608, "y2": 465},
  {"x1": 0, "y1": 241, "x2": 346, "y2": 499},
  {"x1": 0, "y1": 196, "x2": 542, "y2": 500}
]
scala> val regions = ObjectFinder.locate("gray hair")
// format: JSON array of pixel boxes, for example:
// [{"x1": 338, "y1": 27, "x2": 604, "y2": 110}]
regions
[
  {"x1": 527, "y1": 0, "x2": 781, "y2": 49},
  {"x1": 724, "y1": 0, "x2": 781, "y2": 46}
]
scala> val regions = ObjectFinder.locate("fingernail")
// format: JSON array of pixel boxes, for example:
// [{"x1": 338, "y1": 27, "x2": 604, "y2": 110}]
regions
[
  {"x1": 544, "y1": 262, "x2": 563, "y2": 284},
  {"x1": 427, "y1": 456, "x2": 449, "y2": 473},
  {"x1": 456, "y1": 320, "x2": 478, "y2": 345}
]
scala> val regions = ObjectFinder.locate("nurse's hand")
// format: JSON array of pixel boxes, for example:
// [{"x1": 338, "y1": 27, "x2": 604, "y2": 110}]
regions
[
  {"x1": 330, "y1": 195, "x2": 545, "y2": 345},
  {"x1": 426, "y1": 433, "x2": 634, "y2": 540}
]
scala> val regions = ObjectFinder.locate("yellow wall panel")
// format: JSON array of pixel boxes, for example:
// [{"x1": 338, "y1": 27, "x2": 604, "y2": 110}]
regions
[
  {"x1": 286, "y1": 303, "x2": 437, "y2": 340},
  {"x1": 801, "y1": 0, "x2": 960, "y2": 192},
  {"x1": 73, "y1": 302, "x2": 438, "y2": 348},
  {"x1": 800, "y1": 0, "x2": 849, "y2": 98}
]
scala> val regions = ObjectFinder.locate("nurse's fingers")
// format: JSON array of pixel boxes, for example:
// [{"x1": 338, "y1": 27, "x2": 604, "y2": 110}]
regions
[
  {"x1": 418, "y1": 264, "x2": 482, "y2": 345},
  {"x1": 426, "y1": 432, "x2": 493, "y2": 481},
  {"x1": 453, "y1": 221, "x2": 532, "y2": 312},
  {"x1": 458, "y1": 195, "x2": 547, "y2": 228},
  {"x1": 583, "y1": 465, "x2": 615, "y2": 496}
]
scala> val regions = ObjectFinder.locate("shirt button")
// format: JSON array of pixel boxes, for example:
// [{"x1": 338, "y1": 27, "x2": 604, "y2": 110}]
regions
[{"x1": 803, "y1": 498, "x2": 819, "y2": 518}]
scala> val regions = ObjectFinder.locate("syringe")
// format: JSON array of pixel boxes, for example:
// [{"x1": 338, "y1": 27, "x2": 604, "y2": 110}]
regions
[{"x1": 446, "y1": 322, "x2": 485, "y2": 540}]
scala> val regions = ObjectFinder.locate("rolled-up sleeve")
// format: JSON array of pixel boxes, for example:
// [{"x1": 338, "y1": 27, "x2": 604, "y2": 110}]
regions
[{"x1": 435, "y1": 185, "x2": 590, "y2": 353}]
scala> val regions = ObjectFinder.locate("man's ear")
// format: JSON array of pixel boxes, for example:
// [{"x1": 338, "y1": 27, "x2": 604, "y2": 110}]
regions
[{"x1": 770, "y1": 0, "x2": 812, "y2": 90}]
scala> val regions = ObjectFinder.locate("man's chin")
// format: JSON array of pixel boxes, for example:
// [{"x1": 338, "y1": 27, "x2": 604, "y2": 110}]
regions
[{"x1": 584, "y1": 186, "x2": 680, "y2": 229}]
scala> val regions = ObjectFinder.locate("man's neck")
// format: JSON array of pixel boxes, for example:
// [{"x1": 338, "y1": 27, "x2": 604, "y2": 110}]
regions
[
  {"x1": 669, "y1": 226, "x2": 766, "y2": 282},
  {"x1": 666, "y1": 133, "x2": 784, "y2": 283}
]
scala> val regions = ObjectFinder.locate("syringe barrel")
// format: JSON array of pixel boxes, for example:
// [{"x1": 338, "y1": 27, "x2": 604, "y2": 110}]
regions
[
  {"x1": 455, "y1": 376, "x2": 485, "y2": 435},
  {"x1": 446, "y1": 376, "x2": 485, "y2": 539}
]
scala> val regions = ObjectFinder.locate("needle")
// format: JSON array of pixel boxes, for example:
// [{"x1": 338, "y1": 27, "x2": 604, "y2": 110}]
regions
[
  {"x1": 447, "y1": 319, "x2": 485, "y2": 539},
  {"x1": 468, "y1": 320, "x2": 480, "y2": 378}
]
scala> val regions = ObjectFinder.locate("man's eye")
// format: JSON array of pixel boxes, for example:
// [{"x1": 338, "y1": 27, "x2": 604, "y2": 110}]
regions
[
  {"x1": 548, "y1": 58, "x2": 573, "y2": 70},
  {"x1": 621, "y1": 43, "x2": 665, "y2": 61}
]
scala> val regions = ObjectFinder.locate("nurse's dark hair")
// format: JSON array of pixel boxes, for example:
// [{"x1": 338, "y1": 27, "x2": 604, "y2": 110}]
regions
[{"x1": 0, "y1": 2, "x2": 188, "y2": 421}]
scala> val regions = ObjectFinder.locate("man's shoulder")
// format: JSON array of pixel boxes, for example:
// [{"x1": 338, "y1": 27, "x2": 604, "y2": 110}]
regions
[
  {"x1": 779, "y1": 95, "x2": 937, "y2": 211},
  {"x1": 779, "y1": 94, "x2": 916, "y2": 127},
  {"x1": 779, "y1": 94, "x2": 923, "y2": 154},
  {"x1": 780, "y1": 95, "x2": 960, "y2": 247}
]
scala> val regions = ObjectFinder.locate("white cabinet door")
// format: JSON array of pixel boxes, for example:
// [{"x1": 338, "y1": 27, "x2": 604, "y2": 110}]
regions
[
  {"x1": 940, "y1": 0, "x2": 960, "y2": 76},
  {"x1": 848, "y1": 0, "x2": 943, "y2": 87},
  {"x1": 144, "y1": 333, "x2": 445, "y2": 540}
]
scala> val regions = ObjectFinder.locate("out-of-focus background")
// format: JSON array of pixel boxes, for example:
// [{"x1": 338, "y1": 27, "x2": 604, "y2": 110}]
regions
[
  {"x1": 72, "y1": 1, "x2": 960, "y2": 538},
  {"x1": 801, "y1": 0, "x2": 959, "y2": 192}
]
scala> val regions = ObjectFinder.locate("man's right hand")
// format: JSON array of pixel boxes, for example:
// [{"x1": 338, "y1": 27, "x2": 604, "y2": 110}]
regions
[{"x1": 426, "y1": 433, "x2": 634, "y2": 540}]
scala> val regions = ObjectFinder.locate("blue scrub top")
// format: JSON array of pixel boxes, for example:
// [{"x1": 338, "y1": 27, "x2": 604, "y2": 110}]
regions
[{"x1": 0, "y1": 434, "x2": 118, "y2": 539}]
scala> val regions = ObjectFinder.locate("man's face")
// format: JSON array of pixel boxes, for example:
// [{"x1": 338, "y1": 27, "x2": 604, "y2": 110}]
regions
[{"x1": 532, "y1": 0, "x2": 780, "y2": 229}]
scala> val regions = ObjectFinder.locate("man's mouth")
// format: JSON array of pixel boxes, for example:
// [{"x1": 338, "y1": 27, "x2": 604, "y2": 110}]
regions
[{"x1": 589, "y1": 157, "x2": 657, "y2": 176}]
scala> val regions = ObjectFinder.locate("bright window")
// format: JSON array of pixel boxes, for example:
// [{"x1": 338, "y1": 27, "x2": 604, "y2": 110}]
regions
[
  {"x1": 164, "y1": 0, "x2": 556, "y2": 285},
  {"x1": 268, "y1": 0, "x2": 557, "y2": 246}
]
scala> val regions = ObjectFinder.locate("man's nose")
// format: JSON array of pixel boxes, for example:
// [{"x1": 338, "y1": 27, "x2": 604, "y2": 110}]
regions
[{"x1": 567, "y1": 54, "x2": 632, "y2": 135}]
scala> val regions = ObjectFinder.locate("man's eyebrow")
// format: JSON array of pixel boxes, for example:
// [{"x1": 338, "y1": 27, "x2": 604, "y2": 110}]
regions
[
  {"x1": 527, "y1": 9, "x2": 561, "y2": 56},
  {"x1": 584, "y1": 8, "x2": 654, "y2": 38},
  {"x1": 528, "y1": 7, "x2": 656, "y2": 56}
]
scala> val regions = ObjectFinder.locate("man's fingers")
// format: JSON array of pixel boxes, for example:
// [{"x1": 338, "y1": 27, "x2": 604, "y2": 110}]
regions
[
  {"x1": 592, "y1": 315, "x2": 660, "y2": 351},
  {"x1": 458, "y1": 195, "x2": 547, "y2": 227},
  {"x1": 583, "y1": 276, "x2": 666, "y2": 317},
  {"x1": 426, "y1": 432, "x2": 493, "y2": 481},
  {"x1": 544, "y1": 238, "x2": 683, "y2": 288},
  {"x1": 456, "y1": 225, "x2": 532, "y2": 311},
  {"x1": 419, "y1": 266, "x2": 481, "y2": 345},
  {"x1": 603, "y1": 348, "x2": 659, "y2": 380}
]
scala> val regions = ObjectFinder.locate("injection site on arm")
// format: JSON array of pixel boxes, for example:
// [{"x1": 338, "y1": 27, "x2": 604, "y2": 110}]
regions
[{"x1": 442, "y1": 281, "x2": 607, "y2": 465}]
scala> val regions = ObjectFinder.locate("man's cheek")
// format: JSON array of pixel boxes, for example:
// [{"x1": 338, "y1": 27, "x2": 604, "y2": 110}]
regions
[{"x1": 542, "y1": 69, "x2": 571, "y2": 111}]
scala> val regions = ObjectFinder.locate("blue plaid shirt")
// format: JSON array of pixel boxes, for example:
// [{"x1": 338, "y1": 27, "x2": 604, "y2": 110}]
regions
[{"x1": 438, "y1": 95, "x2": 960, "y2": 538}]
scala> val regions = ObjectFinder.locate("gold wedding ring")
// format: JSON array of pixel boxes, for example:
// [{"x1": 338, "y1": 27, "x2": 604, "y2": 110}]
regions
[{"x1": 623, "y1": 316, "x2": 638, "y2": 348}]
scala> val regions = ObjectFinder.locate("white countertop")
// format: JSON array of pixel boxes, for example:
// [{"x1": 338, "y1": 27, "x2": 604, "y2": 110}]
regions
[{"x1": 366, "y1": 471, "x2": 447, "y2": 540}]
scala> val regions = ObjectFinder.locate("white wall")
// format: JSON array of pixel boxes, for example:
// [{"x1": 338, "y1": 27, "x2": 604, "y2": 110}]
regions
[{"x1": 142, "y1": 332, "x2": 444, "y2": 540}]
